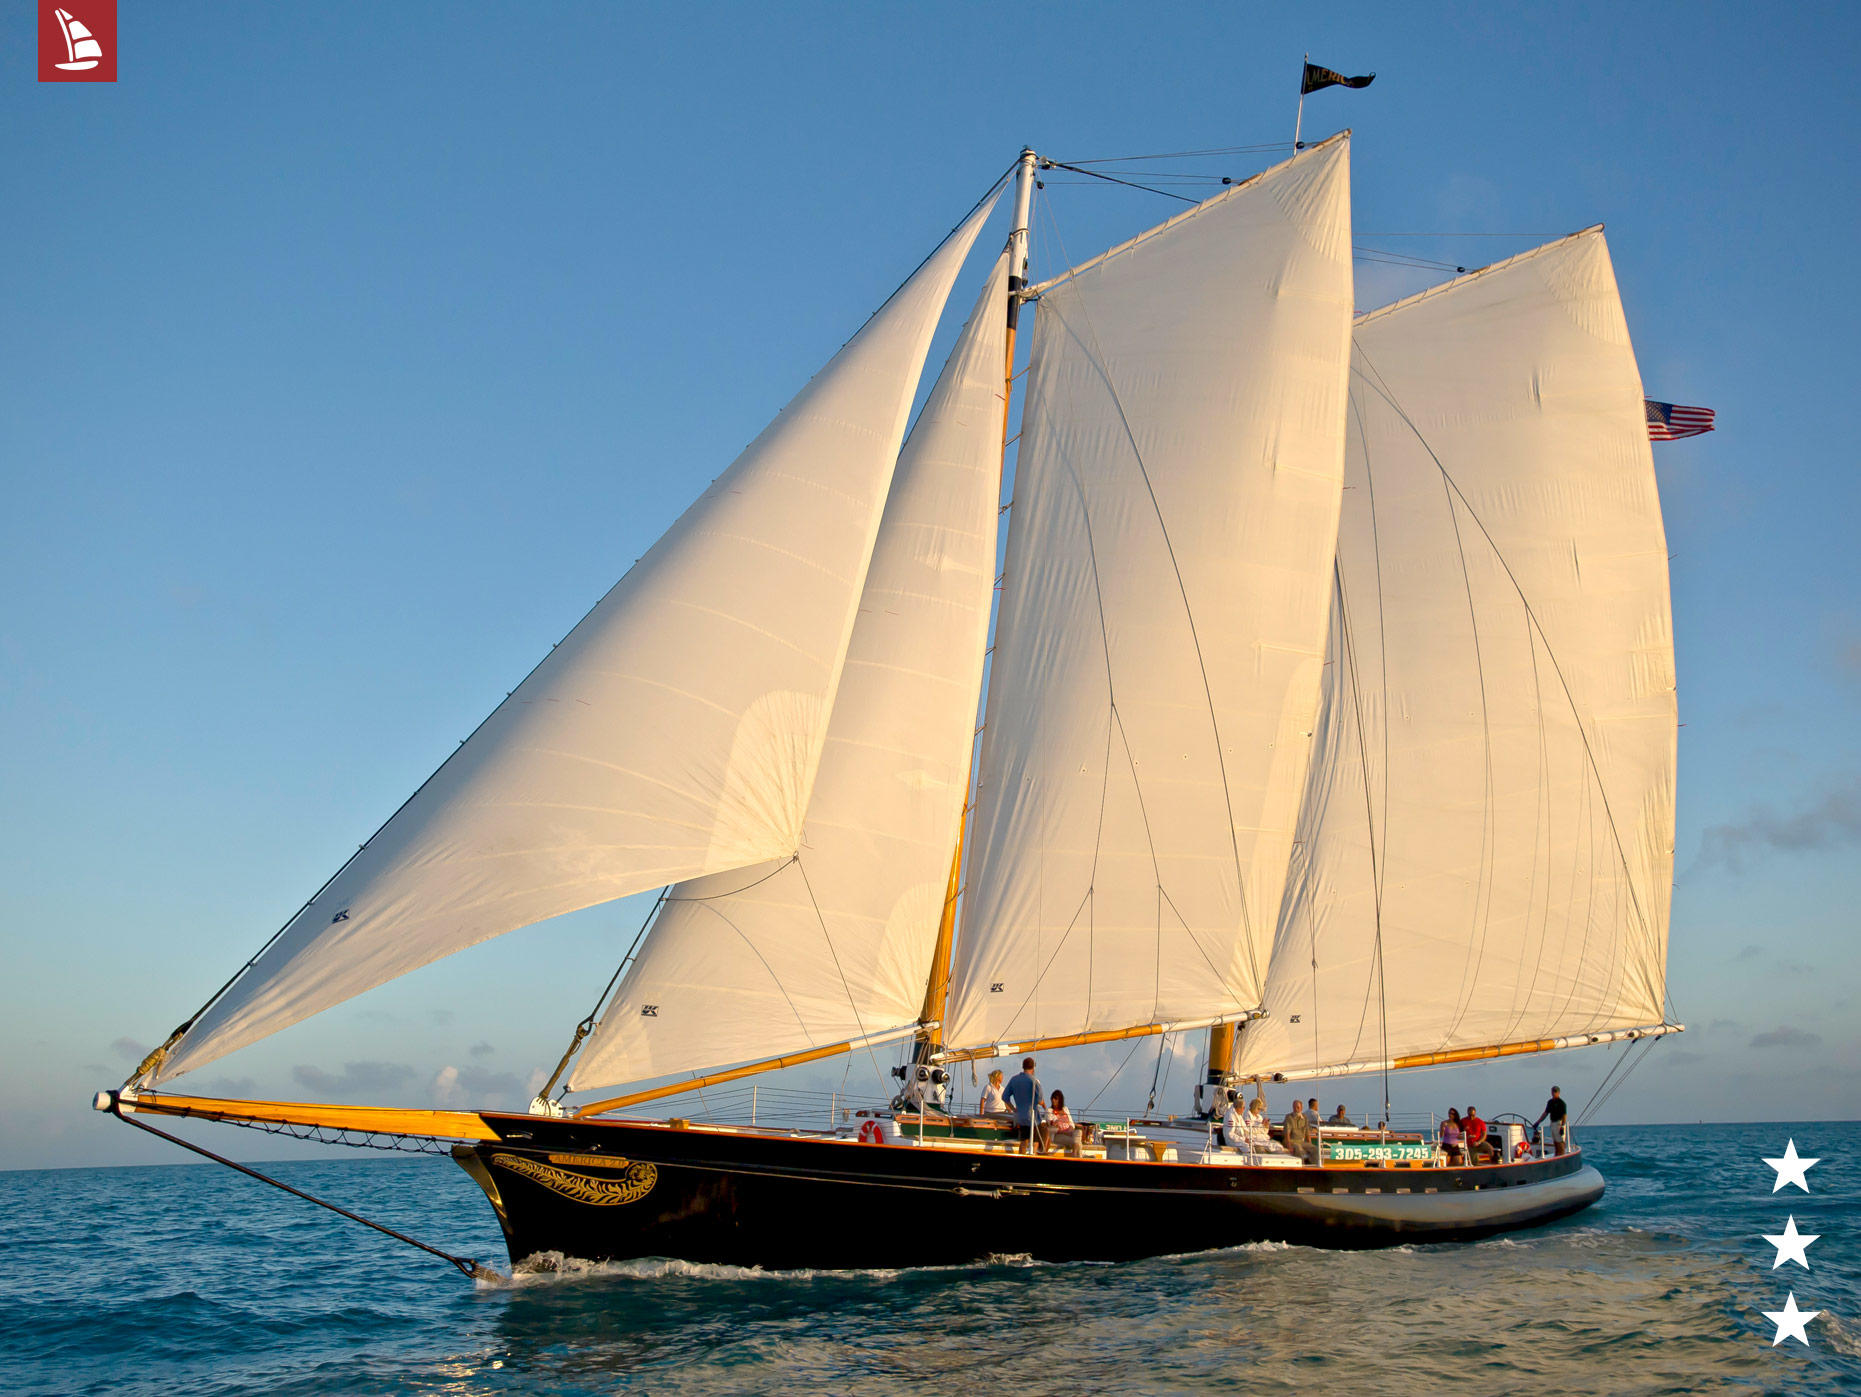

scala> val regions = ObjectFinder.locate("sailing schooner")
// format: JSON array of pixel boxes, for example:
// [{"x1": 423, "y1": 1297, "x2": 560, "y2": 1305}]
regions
[{"x1": 98, "y1": 131, "x2": 1686, "y2": 1272}]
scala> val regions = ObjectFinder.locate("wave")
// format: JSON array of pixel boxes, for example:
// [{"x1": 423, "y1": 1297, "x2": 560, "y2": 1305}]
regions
[{"x1": 494, "y1": 1249, "x2": 1054, "y2": 1288}]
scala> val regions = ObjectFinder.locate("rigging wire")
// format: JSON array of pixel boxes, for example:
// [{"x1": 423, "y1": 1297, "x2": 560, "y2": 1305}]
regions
[
  {"x1": 1576, "y1": 1033, "x2": 1663, "y2": 1127},
  {"x1": 1145, "y1": 1032, "x2": 1174, "y2": 1113},
  {"x1": 1354, "y1": 248, "x2": 1472, "y2": 273},
  {"x1": 1357, "y1": 231, "x2": 1563, "y2": 239},
  {"x1": 105, "y1": 1099, "x2": 504, "y2": 1283},
  {"x1": 1038, "y1": 161, "x2": 1481, "y2": 278},
  {"x1": 793, "y1": 857, "x2": 897, "y2": 1100},
  {"x1": 1084, "y1": 1034, "x2": 1148, "y2": 1113},
  {"x1": 538, "y1": 889, "x2": 668, "y2": 1104},
  {"x1": 1052, "y1": 143, "x2": 1290, "y2": 164},
  {"x1": 1039, "y1": 158, "x2": 1199, "y2": 205}
]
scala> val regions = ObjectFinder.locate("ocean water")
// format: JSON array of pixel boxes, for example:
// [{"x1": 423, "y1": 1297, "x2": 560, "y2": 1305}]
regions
[{"x1": 2, "y1": 1122, "x2": 1856, "y2": 1395}]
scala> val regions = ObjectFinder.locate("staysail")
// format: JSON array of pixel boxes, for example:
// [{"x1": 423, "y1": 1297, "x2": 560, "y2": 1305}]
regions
[
  {"x1": 568, "y1": 252, "x2": 1011, "y2": 1091},
  {"x1": 941, "y1": 136, "x2": 1355, "y2": 1054},
  {"x1": 152, "y1": 195, "x2": 999, "y2": 1083},
  {"x1": 1233, "y1": 230, "x2": 1677, "y2": 1081}
]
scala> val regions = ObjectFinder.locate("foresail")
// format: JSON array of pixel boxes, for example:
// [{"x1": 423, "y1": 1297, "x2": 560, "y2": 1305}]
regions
[
  {"x1": 569, "y1": 253, "x2": 1011, "y2": 1092},
  {"x1": 1233, "y1": 230, "x2": 1677, "y2": 1081},
  {"x1": 942, "y1": 136, "x2": 1355, "y2": 1053},
  {"x1": 153, "y1": 195, "x2": 1000, "y2": 1084}
]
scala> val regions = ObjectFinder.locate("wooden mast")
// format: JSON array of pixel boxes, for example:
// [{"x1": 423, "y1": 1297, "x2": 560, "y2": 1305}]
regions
[
  {"x1": 1200, "y1": 1021, "x2": 1237, "y2": 1114},
  {"x1": 915, "y1": 146, "x2": 1038, "y2": 1060}
]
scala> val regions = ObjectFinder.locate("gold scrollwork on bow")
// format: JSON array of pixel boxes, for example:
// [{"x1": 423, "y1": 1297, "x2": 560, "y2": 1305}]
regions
[{"x1": 489, "y1": 1152, "x2": 658, "y2": 1206}]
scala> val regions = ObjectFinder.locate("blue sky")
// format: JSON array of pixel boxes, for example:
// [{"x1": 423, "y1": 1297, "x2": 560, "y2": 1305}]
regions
[{"x1": 4, "y1": 3, "x2": 1858, "y2": 1169}]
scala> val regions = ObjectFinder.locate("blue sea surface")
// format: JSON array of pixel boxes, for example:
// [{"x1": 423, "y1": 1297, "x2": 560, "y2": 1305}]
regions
[{"x1": 2, "y1": 1122, "x2": 1856, "y2": 1395}]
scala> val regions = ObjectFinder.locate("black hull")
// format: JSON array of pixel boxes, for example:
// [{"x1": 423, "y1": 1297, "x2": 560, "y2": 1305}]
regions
[{"x1": 456, "y1": 1113, "x2": 1603, "y2": 1270}]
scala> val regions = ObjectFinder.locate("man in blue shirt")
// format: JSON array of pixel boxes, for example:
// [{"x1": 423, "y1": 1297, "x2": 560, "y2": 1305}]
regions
[{"x1": 1002, "y1": 1056, "x2": 1049, "y2": 1153}]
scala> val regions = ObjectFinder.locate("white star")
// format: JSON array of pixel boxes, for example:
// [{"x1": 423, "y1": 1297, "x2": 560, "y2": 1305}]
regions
[
  {"x1": 1762, "y1": 1215, "x2": 1819, "y2": 1269},
  {"x1": 1763, "y1": 1139, "x2": 1819, "y2": 1193},
  {"x1": 1762, "y1": 1292, "x2": 1819, "y2": 1346}
]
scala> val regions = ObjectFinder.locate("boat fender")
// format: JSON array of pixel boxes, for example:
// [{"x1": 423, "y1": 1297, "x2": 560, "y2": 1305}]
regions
[{"x1": 858, "y1": 1120, "x2": 886, "y2": 1144}]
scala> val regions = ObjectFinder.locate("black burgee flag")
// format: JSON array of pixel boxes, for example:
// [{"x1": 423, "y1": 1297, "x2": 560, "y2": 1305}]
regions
[{"x1": 1302, "y1": 62, "x2": 1375, "y2": 95}]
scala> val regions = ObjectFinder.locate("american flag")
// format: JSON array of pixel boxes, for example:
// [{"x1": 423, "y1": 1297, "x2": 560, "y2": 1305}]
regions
[{"x1": 1645, "y1": 399, "x2": 1715, "y2": 441}]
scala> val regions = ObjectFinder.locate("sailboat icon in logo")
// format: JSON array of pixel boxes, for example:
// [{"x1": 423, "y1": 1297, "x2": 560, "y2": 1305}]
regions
[{"x1": 53, "y1": 7, "x2": 104, "y2": 71}]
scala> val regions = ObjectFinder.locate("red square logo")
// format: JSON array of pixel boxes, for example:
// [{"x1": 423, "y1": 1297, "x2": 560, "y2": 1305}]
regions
[{"x1": 39, "y1": 1, "x2": 116, "y2": 82}]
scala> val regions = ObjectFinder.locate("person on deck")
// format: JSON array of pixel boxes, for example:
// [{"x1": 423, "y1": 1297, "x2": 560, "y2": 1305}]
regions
[
  {"x1": 1440, "y1": 1108, "x2": 1464, "y2": 1164},
  {"x1": 1532, "y1": 1086, "x2": 1568, "y2": 1155},
  {"x1": 1248, "y1": 1097, "x2": 1278, "y2": 1150},
  {"x1": 1221, "y1": 1090, "x2": 1263, "y2": 1151},
  {"x1": 1219, "y1": 1090, "x2": 1244, "y2": 1147},
  {"x1": 1003, "y1": 1057, "x2": 1048, "y2": 1153},
  {"x1": 1048, "y1": 1090, "x2": 1081, "y2": 1157},
  {"x1": 1282, "y1": 1099, "x2": 1315, "y2": 1165},
  {"x1": 1464, "y1": 1106, "x2": 1491, "y2": 1163},
  {"x1": 979, "y1": 1069, "x2": 1010, "y2": 1119},
  {"x1": 1327, "y1": 1104, "x2": 1353, "y2": 1127}
]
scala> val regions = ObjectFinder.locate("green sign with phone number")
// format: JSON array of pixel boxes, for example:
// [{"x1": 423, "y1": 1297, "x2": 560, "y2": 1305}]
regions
[{"x1": 1322, "y1": 1139, "x2": 1436, "y2": 1162}]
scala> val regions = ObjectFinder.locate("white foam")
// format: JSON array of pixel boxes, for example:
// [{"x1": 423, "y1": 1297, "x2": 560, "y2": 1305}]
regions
[{"x1": 489, "y1": 1248, "x2": 1050, "y2": 1287}]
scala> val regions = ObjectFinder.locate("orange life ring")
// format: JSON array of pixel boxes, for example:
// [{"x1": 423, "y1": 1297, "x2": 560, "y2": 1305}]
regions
[{"x1": 857, "y1": 1119, "x2": 886, "y2": 1144}]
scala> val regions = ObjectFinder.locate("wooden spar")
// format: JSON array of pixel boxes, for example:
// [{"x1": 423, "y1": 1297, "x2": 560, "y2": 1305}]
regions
[
  {"x1": 932, "y1": 1010, "x2": 1261, "y2": 1065},
  {"x1": 914, "y1": 146, "x2": 1039, "y2": 1057},
  {"x1": 107, "y1": 1090, "x2": 500, "y2": 1141},
  {"x1": 1261, "y1": 1023, "x2": 1687, "y2": 1082},
  {"x1": 572, "y1": 1034, "x2": 913, "y2": 1117}
]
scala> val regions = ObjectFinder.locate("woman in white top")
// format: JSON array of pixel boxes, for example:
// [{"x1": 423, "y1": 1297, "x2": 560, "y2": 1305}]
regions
[
  {"x1": 1245, "y1": 1097, "x2": 1280, "y2": 1152},
  {"x1": 1220, "y1": 1091, "x2": 1247, "y2": 1148},
  {"x1": 978, "y1": 1069, "x2": 1010, "y2": 1117}
]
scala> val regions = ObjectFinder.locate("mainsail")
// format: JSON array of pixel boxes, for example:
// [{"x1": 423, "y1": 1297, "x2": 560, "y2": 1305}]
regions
[
  {"x1": 568, "y1": 253, "x2": 1012, "y2": 1092},
  {"x1": 1233, "y1": 229, "x2": 1677, "y2": 1081},
  {"x1": 942, "y1": 137, "x2": 1355, "y2": 1053},
  {"x1": 153, "y1": 195, "x2": 999, "y2": 1083}
]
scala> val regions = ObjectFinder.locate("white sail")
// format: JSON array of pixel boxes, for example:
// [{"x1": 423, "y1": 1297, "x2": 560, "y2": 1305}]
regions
[
  {"x1": 942, "y1": 137, "x2": 1355, "y2": 1053},
  {"x1": 155, "y1": 196, "x2": 999, "y2": 1083},
  {"x1": 1233, "y1": 230, "x2": 1676, "y2": 1081},
  {"x1": 569, "y1": 252, "x2": 1011, "y2": 1092}
]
